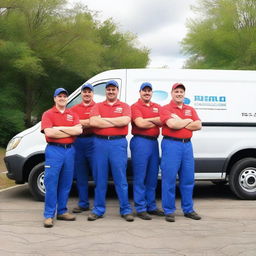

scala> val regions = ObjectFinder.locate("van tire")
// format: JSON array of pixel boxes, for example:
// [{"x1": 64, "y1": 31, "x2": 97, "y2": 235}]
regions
[
  {"x1": 28, "y1": 163, "x2": 45, "y2": 202},
  {"x1": 229, "y1": 158, "x2": 256, "y2": 199}
]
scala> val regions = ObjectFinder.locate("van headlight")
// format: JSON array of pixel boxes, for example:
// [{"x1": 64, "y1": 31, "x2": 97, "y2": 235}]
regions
[{"x1": 6, "y1": 137, "x2": 22, "y2": 152}]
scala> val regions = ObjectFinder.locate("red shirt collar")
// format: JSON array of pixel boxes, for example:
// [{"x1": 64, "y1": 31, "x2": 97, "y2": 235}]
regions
[
  {"x1": 52, "y1": 106, "x2": 71, "y2": 114},
  {"x1": 170, "y1": 100, "x2": 186, "y2": 109},
  {"x1": 137, "y1": 98, "x2": 153, "y2": 107},
  {"x1": 79, "y1": 100, "x2": 95, "y2": 107},
  {"x1": 103, "y1": 99, "x2": 121, "y2": 106}
]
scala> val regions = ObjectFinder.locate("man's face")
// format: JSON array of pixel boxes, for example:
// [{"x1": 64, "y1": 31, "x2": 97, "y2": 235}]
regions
[
  {"x1": 81, "y1": 88, "x2": 93, "y2": 104},
  {"x1": 171, "y1": 87, "x2": 185, "y2": 105},
  {"x1": 140, "y1": 87, "x2": 152, "y2": 103},
  {"x1": 106, "y1": 85, "x2": 118, "y2": 102},
  {"x1": 54, "y1": 93, "x2": 68, "y2": 108}
]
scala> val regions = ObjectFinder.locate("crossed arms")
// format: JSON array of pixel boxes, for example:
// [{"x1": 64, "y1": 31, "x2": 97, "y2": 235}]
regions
[
  {"x1": 166, "y1": 114, "x2": 202, "y2": 131},
  {"x1": 90, "y1": 116, "x2": 131, "y2": 128},
  {"x1": 44, "y1": 124, "x2": 82, "y2": 138}
]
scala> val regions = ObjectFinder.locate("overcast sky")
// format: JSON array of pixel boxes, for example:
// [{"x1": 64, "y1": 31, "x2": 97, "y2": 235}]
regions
[{"x1": 69, "y1": 0, "x2": 198, "y2": 68}]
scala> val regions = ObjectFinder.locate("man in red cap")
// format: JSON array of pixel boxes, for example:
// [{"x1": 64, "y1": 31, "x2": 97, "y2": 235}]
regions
[
  {"x1": 41, "y1": 88, "x2": 82, "y2": 228},
  {"x1": 160, "y1": 83, "x2": 202, "y2": 222}
]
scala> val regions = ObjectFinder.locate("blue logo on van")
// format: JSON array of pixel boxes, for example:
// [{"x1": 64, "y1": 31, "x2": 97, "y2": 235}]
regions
[
  {"x1": 184, "y1": 98, "x2": 190, "y2": 105},
  {"x1": 152, "y1": 90, "x2": 168, "y2": 102},
  {"x1": 194, "y1": 95, "x2": 227, "y2": 109}
]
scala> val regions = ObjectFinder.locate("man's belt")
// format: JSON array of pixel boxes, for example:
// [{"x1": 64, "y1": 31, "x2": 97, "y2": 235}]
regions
[
  {"x1": 78, "y1": 134, "x2": 94, "y2": 138},
  {"x1": 163, "y1": 136, "x2": 191, "y2": 143},
  {"x1": 134, "y1": 134, "x2": 158, "y2": 140},
  {"x1": 95, "y1": 135, "x2": 126, "y2": 140},
  {"x1": 48, "y1": 142, "x2": 73, "y2": 148}
]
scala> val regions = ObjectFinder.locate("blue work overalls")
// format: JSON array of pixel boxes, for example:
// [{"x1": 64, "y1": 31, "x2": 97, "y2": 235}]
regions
[
  {"x1": 161, "y1": 138, "x2": 195, "y2": 214},
  {"x1": 73, "y1": 135, "x2": 94, "y2": 209},
  {"x1": 44, "y1": 144, "x2": 75, "y2": 218},
  {"x1": 130, "y1": 136, "x2": 160, "y2": 212},
  {"x1": 91, "y1": 136, "x2": 132, "y2": 216}
]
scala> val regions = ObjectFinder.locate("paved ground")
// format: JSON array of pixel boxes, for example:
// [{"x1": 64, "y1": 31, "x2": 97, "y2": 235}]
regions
[{"x1": 1, "y1": 182, "x2": 256, "y2": 256}]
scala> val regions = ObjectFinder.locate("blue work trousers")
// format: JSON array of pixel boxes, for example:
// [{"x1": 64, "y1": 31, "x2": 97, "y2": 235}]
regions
[
  {"x1": 130, "y1": 136, "x2": 160, "y2": 212},
  {"x1": 44, "y1": 144, "x2": 75, "y2": 218},
  {"x1": 161, "y1": 139, "x2": 195, "y2": 214},
  {"x1": 92, "y1": 137, "x2": 132, "y2": 216},
  {"x1": 74, "y1": 137, "x2": 94, "y2": 208}
]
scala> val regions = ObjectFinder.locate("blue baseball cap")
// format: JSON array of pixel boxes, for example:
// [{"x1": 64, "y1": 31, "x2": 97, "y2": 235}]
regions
[
  {"x1": 81, "y1": 83, "x2": 94, "y2": 91},
  {"x1": 105, "y1": 80, "x2": 119, "y2": 88},
  {"x1": 140, "y1": 82, "x2": 152, "y2": 91},
  {"x1": 54, "y1": 88, "x2": 68, "y2": 97}
]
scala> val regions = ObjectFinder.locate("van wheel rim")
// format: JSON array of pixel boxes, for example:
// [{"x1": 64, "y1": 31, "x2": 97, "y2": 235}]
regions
[
  {"x1": 37, "y1": 172, "x2": 45, "y2": 194},
  {"x1": 239, "y1": 168, "x2": 256, "y2": 192}
]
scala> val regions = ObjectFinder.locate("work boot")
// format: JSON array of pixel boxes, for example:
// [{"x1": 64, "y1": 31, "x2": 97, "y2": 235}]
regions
[
  {"x1": 137, "y1": 211, "x2": 152, "y2": 220},
  {"x1": 44, "y1": 218, "x2": 54, "y2": 228},
  {"x1": 87, "y1": 213, "x2": 103, "y2": 221},
  {"x1": 57, "y1": 212, "x2": 76, "y2": 221},
  {"x1": 121, "y1": 214, "x2": 134, "y2": 222},
  {"x1": 72, "y1": 206, "x2": 90, "y2": 213},
  {"x1": 165, "y1": 213, "x2": 175, "y2": 222},
  {"x1": 184, "y1": 211, "x2": 201, "y2": 220},
  {"x1": 147, "y1": 209, "x2": 165, "y2": 216}
]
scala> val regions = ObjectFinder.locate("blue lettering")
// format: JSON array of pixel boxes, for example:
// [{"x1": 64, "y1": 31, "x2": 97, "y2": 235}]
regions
[{"x1": 194, "y1": 96, "x2": 226, "y2": 102}]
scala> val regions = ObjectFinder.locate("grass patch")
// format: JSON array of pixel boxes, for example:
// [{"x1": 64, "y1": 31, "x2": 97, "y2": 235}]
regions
[
  {"x1": 0, "y1": 147, "x2": 7, "y2": 172},
  {"x1": 0, "y1": 147, "x2": 15, "y2": 189},
  {"x1": 0, "y1": 173, "x2": 15, "y2": 190}
]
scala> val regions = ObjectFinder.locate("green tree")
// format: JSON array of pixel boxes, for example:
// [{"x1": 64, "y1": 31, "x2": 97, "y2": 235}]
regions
[
  {"x1": 0, "y1": 0, "x2": 149, "y2": 146},
  {"x1": 181, "y1": 0, "x2": 256, "y2": 69},
  {"x1": 97, "y1": 19, "x2": 149, "y2": 70}
]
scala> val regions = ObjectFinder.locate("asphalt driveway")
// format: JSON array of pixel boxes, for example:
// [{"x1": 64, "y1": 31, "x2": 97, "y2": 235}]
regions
[{"x1": 0, "y1": 182, "x2": 256, "y2": 256}]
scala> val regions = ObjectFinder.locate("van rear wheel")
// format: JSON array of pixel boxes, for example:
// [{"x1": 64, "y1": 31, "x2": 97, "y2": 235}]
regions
[
  {"x1": 28, "y1": 163, "x2": 45, "y2": 201},
  {"x1": 229, "y1": 158, "x2": 256, "y2": 199}
]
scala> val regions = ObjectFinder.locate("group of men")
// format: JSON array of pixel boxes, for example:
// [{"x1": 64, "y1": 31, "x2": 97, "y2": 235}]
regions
[{"x1": 41, "y1": 80, "x2": 202, "y2": 228}]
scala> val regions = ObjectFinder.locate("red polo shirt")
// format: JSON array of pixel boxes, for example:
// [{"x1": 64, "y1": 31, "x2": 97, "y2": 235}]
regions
[
  {"x1": 160, "y1": 100, "x2": 200, "y2": 139},
  {"x1": 90, "y1": 100, "x2": 131, "y2": 136},
  {"x1": 131, "y1": 99, "x2": 161, "y2": 137},
  {"x1": 41, "y1": 106, "x2": 80, "y2": 144},
  {"x1": 70, "y1": 101, "x2": 95, "y2": 135}
]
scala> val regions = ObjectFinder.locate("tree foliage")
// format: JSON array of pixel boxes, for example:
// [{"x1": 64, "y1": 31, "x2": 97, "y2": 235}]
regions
[
  {"x1": 0, "y1": 0, "x2": 149, "y2": 146},
  {"x1": 181, "y1": 0, "x2": 256, "y2": 69}
]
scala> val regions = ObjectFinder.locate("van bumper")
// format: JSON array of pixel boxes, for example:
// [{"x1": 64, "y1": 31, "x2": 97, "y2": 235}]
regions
[{"x1": 4, "y1": 155, "x2": 26, "y2": 183}]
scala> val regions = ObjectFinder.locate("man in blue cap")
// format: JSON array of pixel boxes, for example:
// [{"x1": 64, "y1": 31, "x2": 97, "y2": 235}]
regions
[
  {"x1": 41, "y1": 88, "x2": 82, "y2": 228},
  {"x1": 130, "y1": 82, "x2": 164, "y2": 220},
  {"x1": 70, "y1": 83, "x2": 95, "y2": 214},
  {"x1": 88, "y1": 80, "x2": 134, "y2": 222}
]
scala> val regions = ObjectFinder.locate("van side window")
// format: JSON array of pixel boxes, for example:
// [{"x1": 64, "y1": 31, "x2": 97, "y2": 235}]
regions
[{"x1": 67, "y1": 82, "x2": 107, "y2": 108}]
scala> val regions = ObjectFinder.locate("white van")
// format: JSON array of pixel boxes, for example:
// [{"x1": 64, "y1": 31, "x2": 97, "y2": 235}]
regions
[{"x1": 4, "y1": 68, "x2": 256, "y2": 200}]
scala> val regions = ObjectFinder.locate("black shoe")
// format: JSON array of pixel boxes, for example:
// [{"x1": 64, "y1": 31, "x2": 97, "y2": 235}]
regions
[
  {"x1": 148, "y1": 209, "x2": 165, "y2": 216},
  {"x1": 87, "y1": 213, "x2": 103, "y2": 221},
  {"x1": 165, "y1": 213, "x2": 175, "y2": 222},
  {"x1": 137, "y1": 211, "x2": 152, "y2": 220},
  {"x1": 72, "y1": 206, "x2": 90, "y2": 213},
  {"x1": 121, "y1": 214, "x2": 134, "y2": 222},
  {"x1": 184, "y1": 211, "x2": 201, "y2": 220}
]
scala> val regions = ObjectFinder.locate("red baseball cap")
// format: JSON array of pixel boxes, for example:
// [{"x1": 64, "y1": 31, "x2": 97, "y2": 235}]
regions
[{"x1": 172, "y1": 83, "x2": 185, "y2": 91}]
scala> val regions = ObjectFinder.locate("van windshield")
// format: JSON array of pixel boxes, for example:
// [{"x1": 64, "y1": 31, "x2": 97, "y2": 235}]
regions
[{"x1": 67, "y1": 82, "x2": 107, "y2": 108}]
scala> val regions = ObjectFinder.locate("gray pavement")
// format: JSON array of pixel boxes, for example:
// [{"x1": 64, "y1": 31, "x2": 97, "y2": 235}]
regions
[{"x1": 0, "y1": 182, "x2": 256, "y2": 256}]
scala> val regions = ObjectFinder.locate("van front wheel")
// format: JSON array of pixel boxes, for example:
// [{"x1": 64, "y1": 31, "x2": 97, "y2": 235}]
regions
[
  {"x1": 28, "y1": 163, "x2": 45, "y2": 201},
  {"x1": 229, "y1": 158, "x2": 256, "y2": 199}
]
